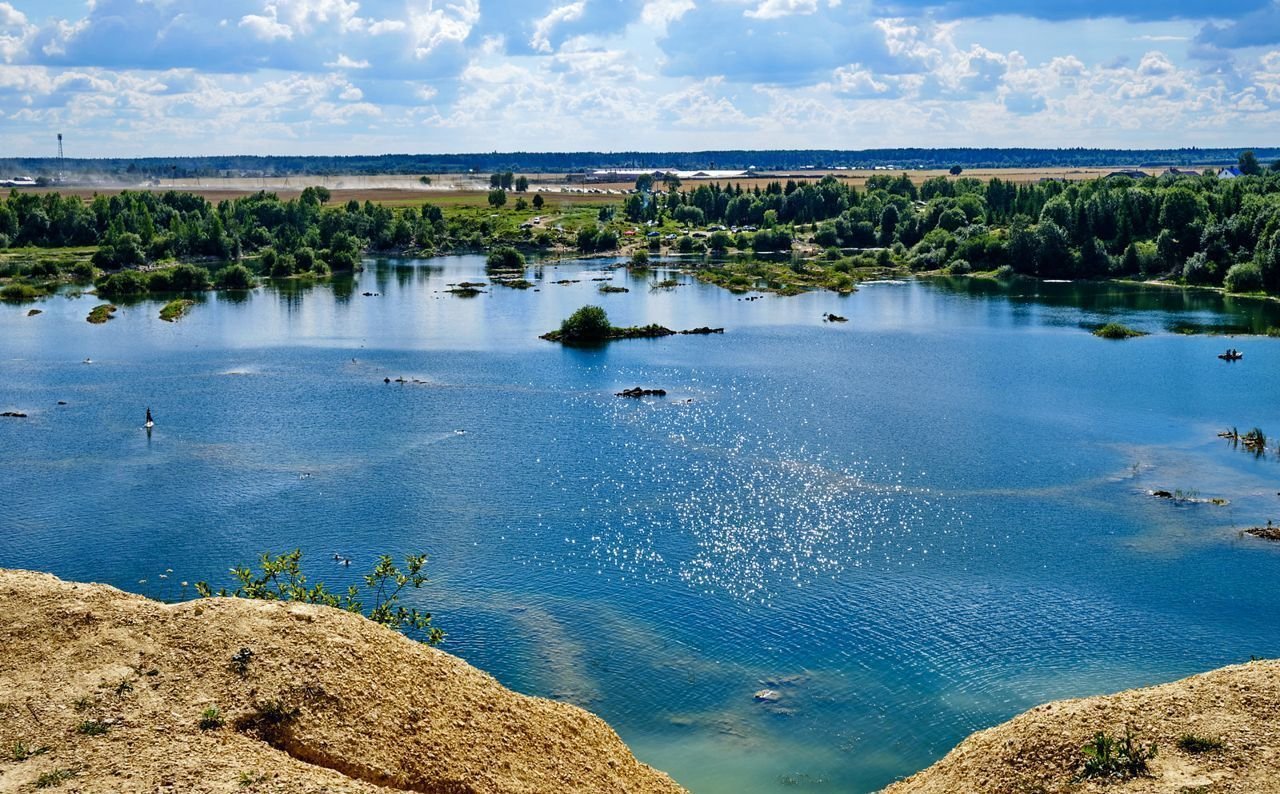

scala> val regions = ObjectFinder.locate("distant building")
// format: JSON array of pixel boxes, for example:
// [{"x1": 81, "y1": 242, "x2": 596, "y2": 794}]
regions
[
  {"x1": 1105, "y1": 170, "x2": 1150, "y2": 180},
  {"x1": 1163, "y1": 167, "x2": 1200, "y2": 177},
  {"x1": 1218, "y1": 166, "x2": 1245, "y2": 179}
]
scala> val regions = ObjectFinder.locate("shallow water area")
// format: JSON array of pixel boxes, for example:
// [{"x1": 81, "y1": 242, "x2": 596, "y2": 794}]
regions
[{"x1": 2, "y1": 258, "x2": 1279, "y2": 793}]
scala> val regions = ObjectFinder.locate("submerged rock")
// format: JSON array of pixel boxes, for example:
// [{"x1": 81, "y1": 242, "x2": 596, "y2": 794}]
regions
[
  {"x1": 1, "y1": 411, "x2": 27, "y2": 418},
  {"x1": 617, "y1": 387, "x2": 667, "y2": 398},
  {"x1": 1245, "y1": 524, "x2": 1280, "y2": 541}
]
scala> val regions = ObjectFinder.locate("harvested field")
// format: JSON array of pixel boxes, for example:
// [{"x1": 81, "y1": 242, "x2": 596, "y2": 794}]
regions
[{"x1": 16, "y1": 167, "x2": 1204, "y2": 207}]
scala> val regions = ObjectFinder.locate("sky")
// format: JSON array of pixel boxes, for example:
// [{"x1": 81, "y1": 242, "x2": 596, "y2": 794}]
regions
[{"x1": 1, "y1": 0, "x2": 1280, "y2": 156}]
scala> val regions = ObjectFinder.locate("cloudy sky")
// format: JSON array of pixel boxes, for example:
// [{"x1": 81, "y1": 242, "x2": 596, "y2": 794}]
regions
[{"x1": 1, "y1": 0, "x2": 1279, "y2": 156}]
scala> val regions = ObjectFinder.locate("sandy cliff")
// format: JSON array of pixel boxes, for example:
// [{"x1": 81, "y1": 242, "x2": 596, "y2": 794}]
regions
[
  {"x1": 884, "y1": 659, "x2": 1280, "y2": 793},
  {"x1": 0, "y1": 570, "x2": 685, "y2": 794}
]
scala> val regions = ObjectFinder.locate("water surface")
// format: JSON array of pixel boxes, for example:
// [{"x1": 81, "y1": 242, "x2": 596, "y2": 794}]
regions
[{"x1": 3, "y1": 259, "x2": 1279, "y2": 792}]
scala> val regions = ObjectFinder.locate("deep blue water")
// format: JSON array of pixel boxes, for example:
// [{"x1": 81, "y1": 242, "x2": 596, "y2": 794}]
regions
[{"x1": 3, "y1": 258, "x2": 1279, "y2": 793}]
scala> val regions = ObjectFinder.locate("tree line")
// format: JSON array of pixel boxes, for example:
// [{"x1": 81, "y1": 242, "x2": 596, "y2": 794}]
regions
[{"x1": 6, "y1": 148, "x2": 1280, "y2": 178}]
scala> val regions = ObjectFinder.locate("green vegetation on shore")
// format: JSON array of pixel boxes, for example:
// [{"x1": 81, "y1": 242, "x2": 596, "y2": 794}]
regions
[
  {"x1": 10, "y1": 161, "x2": 1280, "y2": 307},
  {"x1": 195, "y1": 549, "x2": 444, "y2": 645}
]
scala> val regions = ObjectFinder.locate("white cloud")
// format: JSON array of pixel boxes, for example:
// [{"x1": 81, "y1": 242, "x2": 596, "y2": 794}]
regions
[
  {"x1": 0, "y1": 2, "x2": 26, "y2": 27},
  {"x1": 531, "y1": 1, "x2": 586, "y2": 53},
  {"x1": 325, "y1": 53, "x2": 369, "y2": 68},
  {"x1": 745, "y1": 0, "x2": 821, "y2": 20},
  {"x1": 408, "y1": 0, "x2": 479, "y2": 58},
  {"x1": 641, "y1": 0, "x2": 695, "y2": 27},
  {"x1": 239, "y1": 13, "x2": 293, "y2": 41}
]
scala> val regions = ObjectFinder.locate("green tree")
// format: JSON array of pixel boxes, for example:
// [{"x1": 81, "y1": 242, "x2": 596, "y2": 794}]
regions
[
  {"x1": 635, "y1": 173, "x2": 655, "y2": 192},
  {"x1": 878, "y1": 204, "x2": 899, "y2": 246},
  {"x1": 532, "y1": 194, "x2": 544, "y2": 210},
  {"x1": 515, "y1": 176, "x2": 529, "y2": 192},
  {"x1": 949, "y1": 165, "x2": 963, "y2": 176},
  {"x1": 1238, "y1": 150, "x2": 1263, "y2": 176},
  {"x1": 558, "y1": 305, "x2": 612, "y2": 343},
  {"x1": 487, "y1": 189, "x2": 507, "y2": 208}
]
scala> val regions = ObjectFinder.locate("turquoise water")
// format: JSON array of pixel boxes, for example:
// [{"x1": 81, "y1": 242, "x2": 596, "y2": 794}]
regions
[{"x1": 3, "y1": 258, "x2": 1279, "y2": 792}]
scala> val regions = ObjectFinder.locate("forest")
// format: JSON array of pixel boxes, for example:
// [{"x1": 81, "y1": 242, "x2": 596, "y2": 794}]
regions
[
  {"x1": 4, "y1": 147, "x2": 1280, "y2": 180},
  {"x1": 5, "y1": 163, "x2": 1280, "y2": 299}
]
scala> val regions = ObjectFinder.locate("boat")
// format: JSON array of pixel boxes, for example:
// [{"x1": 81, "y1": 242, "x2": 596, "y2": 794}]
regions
[
  {"x1": 1218, "y1": 349, "x2": 1243, "y2": 361},
  {"x1": 145, "y1": 407, "x2": 154, "y2": 428}
]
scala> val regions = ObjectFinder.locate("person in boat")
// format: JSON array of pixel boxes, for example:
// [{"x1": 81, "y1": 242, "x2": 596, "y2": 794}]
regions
[{"x1": 145, "y1": 407, "x2": 154, "y2": 427}]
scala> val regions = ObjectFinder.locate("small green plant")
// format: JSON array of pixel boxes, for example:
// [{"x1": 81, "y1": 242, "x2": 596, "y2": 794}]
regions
[
  {"x1": 1077, "y1": 726, "x2": 1157, "y2": 781},
  {"x1": 238, "y1": 700, "x2": 300, "y2": 745},
  {"x1": 77, "y1": 718, "x2": 110, "y2": 736},
  {"x1": 1093, "y1": 322, "x2": 1147, "y2": 339},
  {"x1": 238, "y1": 771, "x2": 269, "y2": 788},
  {"x1": 114, "y1": 679, "x2": 134, "y2": 697},
  {"x1": 199, "y1": 706, "x2": 226, "y2": 731},
  {"x1": 197, "y1": 550, "x2": 443, "y2": 644},
  {"x1": 34, "y1": 768, "x2": 78, "y2": 789},
  {"x1": 230, "y1": 647, "x2": 255, "y2": 677},
  {"x1": 1177, "y1": 733, "x2": 1223, "y2": 754},
  {"x1": 10, "y1": 740, "x2": 49, "y2": 761},
  {"x1": 73, "y1": 696, "x2": 92, "y2": 712}
]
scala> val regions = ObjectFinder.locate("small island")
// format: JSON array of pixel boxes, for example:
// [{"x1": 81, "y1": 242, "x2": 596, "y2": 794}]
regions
[
  {"x1": 159, "y1": 299, "x2": 195, "y2": 322},
  {"x1": 86, "y1": 303, "x2": 118, "y2": 324},
  {"x1": 1092, "y1": 322, "x2": 1148, "y2": 339},
  {"x1": 541, "y1": 306, "x2": 723, "y2": 345}
]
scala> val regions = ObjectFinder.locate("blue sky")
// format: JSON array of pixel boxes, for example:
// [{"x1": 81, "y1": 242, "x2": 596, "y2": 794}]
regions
[{"x1": 1, "y1": 0, "x2": 1279, "y2": 156}]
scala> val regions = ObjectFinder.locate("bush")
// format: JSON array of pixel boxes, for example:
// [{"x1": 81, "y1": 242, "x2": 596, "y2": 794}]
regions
[
  {"x1": 1183, "y1": 252, "x2": 1215, "y2": 285},
  {"x1": 630, "y1": 250, "x2": 649, "y2": 268},
  {"x1": 1077, "y1": 726, "x2": 1157, "y2": 781},
  {"x1": 96, "y1": 270, "x2": 149, "y2": 297},
  {"x1": 0, "y1": 283, "x2": 39, "y2": 302},
  {"x1": 1224, "y1": 261, "x2": 1263, "y2": 293},
  {"x1": 486, "y1": 246, "x2": 525, "y2": 269},
  {"x1": 293, "y1": 247, "x2": 317, "y2": 272},
  {"x1": 195, "y1": 549, "x2": 443, "y2": 645},
  {"x1": 214, "y1": 264, "x2": 255, "y2": 290},
  {"x1": 1176, "y1": 734, "x2": 1223, "y2": 754},
  {"x1": 944, "y1": 258, "x2": 972, "y2": 275},
  {"x1": 557, "y1": 305, "x2": 612, "y2": 344},
  {"x1": 70, "y1": 261, "x2": 95, "y2": 282}
]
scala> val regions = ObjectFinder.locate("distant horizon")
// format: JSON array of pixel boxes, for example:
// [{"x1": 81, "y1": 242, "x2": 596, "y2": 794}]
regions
[{"x1": 1, "y1": 146, "x2": 1275, "y2": 177}]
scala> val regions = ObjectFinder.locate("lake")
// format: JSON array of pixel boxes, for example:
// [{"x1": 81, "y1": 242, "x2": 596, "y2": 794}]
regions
[{"x1": 2, "y1": 257, "x2": 1279, "y2": 793}]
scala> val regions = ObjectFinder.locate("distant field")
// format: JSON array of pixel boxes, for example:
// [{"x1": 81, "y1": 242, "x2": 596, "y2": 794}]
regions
[{"x1": 20, "y1": 166, "x2": 1204, "y2": 207}]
